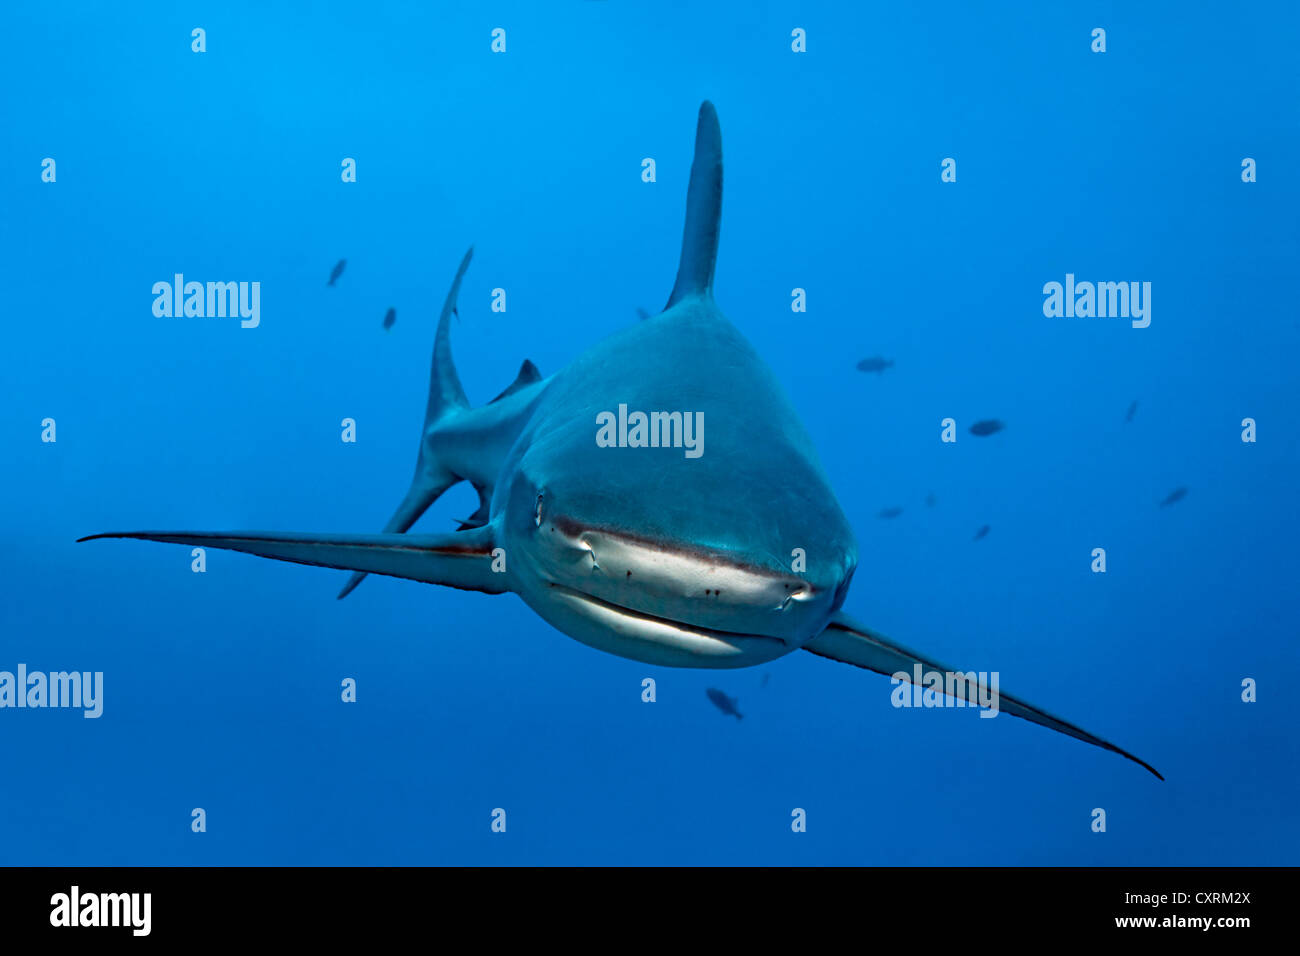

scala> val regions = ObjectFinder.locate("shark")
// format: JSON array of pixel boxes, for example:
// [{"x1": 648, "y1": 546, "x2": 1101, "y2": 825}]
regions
[{"x1": 81, "y1": 102, "x2": 1162, "y2": 780}]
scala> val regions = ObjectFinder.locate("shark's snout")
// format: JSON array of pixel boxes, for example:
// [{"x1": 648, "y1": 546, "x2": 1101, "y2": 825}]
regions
[{"x1": 518, "y1": 496, "x2": 850, "y2": 649}]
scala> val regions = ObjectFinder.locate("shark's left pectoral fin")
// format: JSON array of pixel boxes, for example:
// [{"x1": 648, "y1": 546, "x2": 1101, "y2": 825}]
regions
[
  {"x1": 78, "y1": 525, "x2": 508, "y2": 596},
  {"x1": 805, "y1": 612, "x2": 1163, "y2": 779}
]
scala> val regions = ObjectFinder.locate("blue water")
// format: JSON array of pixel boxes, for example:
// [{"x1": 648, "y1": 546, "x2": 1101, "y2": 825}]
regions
[{"x1": 2, "y1": 1, "x2": 1297, "y2": 865}]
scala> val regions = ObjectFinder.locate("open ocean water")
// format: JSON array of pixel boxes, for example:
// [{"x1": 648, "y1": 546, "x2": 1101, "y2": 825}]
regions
[{"x1": 1, "y1": 1, "x2": 1297, "y2": 865}]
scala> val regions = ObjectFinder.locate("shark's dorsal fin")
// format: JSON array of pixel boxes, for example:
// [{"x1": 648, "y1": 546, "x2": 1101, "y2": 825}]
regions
[
  {"x1": 665, "y1": 101, "x2": 723, "y2": 309},
  {"x1": 489, "y1": 359, "x2": 542, "y2": 404}
]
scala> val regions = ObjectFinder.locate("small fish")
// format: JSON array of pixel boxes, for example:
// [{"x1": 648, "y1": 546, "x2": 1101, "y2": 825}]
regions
[
  {"x1": 924, "y1": 492, "x2": 937, "y2": 508},
  {"x1": 1125, "y1": 400, "x2": 1138, "y2": 423},
  {"x1": 1160, "y1": 487, "x2": 1188, "y2": 508},
  {"x1": 706, "y1": 688, "x2": 743, "y2": 720},
  {"x1": 760, "y1": 672, "x2": 771, "y2": 688},
  {"x1": 636, "y1": 307, "x2": 651, "y2": 321},
  {"x1": 969, "y1": 419, "x2": 1004, "y2": 437},
  {"x1": 877, "y1": 506, "x2": 903, "y2": 520},
  {"x1": 973, "y1": 524, "x2": 990, "y2": 541},
  {"x1": 327, "y1": 259, "x2": 346, "y2": 287},
  {"x1": 856, "y1": 356, "x2": 895, "y2": 374},
  {"x1": 383, "y1": 307, "x2": 397, "y2": 330}
]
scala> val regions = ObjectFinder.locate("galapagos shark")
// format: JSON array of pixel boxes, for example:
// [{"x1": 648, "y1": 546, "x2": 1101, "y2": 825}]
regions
[{"x1": 81, "y1": 102, "x2": 1162, "y2": 780}]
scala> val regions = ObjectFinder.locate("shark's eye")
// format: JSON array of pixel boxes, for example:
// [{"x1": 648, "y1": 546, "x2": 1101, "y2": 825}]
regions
[{"x1": 535, "y1": 493, "x2": 544, "y2": 528}]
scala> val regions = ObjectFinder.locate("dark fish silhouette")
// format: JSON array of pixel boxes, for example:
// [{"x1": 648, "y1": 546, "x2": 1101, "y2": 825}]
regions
[
  {"x1": 1125, "y1": 400, "x2": 1138, "y2": 423},
  {"x1": 877, "y1": 506, "x2": 903, "y2": 519},
  {"x1": 973, "y1": 524, "x2": 990, "y2": 541},
  {"x1": 327, "y1": 259, "x2": 346, "y2": 287},
  {"x1": 383, "y1": 307, "x2": 397, "y2": 330},
  {"x1": 760, "y1": 672, "x2": 771, "y2": 688},
  {"x1": 706, "y1": 688, "x2": 743, "y2": 720},
  {"x1": 636, "y1": 307, "x2": 651, "y2": 321},
  {"x1": 1160, "y1": 487, "x2": 1188, "y2": 507},
  {"x1": 924, "y1": 492, "x2": 937, "y2": 507},
  {"x1": 969, "y1": 419, "x2": 1004, "y2": 437},
  {"x1": 856, "y1": 356, "x2": 895, "y2": 374}
]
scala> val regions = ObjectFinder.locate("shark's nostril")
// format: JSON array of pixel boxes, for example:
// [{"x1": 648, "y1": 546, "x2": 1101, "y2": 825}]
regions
[
  {"x1": 576, "y1": 534, "x2": 600, "y2": 570},
  {"x1": 778, "y1": 586, "x2": 808, "y2": 611}
]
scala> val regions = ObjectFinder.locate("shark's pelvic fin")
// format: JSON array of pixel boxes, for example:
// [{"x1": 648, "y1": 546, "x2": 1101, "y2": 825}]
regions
[
  {"x1": 78, "y1": 526, "x2": 507, "y2": 595},
  {"x1": 805, "y1": 612, "x2": 1163, "y2": 779},
  {"x1": 665, "y1": 101, "x2": 723, "y2": 309},
  {"x1": 489, "y1": 359, "x2": 542, "y2": 405},
  {"x1": 453, "y1": 484, "x2": 493, "y2": 531}
]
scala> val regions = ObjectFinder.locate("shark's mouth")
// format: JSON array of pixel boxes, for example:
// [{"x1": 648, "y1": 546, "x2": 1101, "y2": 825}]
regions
[{"x1": 546, "y1": 581, "x2": 796, "y2": 657}]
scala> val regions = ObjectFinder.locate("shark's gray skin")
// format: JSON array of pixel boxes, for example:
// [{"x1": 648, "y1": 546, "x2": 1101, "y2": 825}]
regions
[{"x1": 81, "y1": 102, "x2": 1162, "y2": 780}]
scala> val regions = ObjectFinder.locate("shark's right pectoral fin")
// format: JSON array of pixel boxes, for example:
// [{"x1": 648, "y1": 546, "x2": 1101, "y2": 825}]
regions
[
  {"x1": 78, "y1": 524, "x2": 508, "y2": 596},
  {"x1": 805, "y1": 612, "x2": 1163, "y2": 779},
  {"x1": 336, "y1": 474, "x2": 457, "y2": 599}
]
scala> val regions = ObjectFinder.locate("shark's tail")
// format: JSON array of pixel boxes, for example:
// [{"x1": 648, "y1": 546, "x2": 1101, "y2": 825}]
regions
[
  {"x1": 82, "y1": 248, "x2": 545, "y2": 601},
  {"x1": 337, "y1": 249, "x2": 543, "y2": 599},
  {"x1": 336, "y1": 249, "x2": 475, "y2": 599}
]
